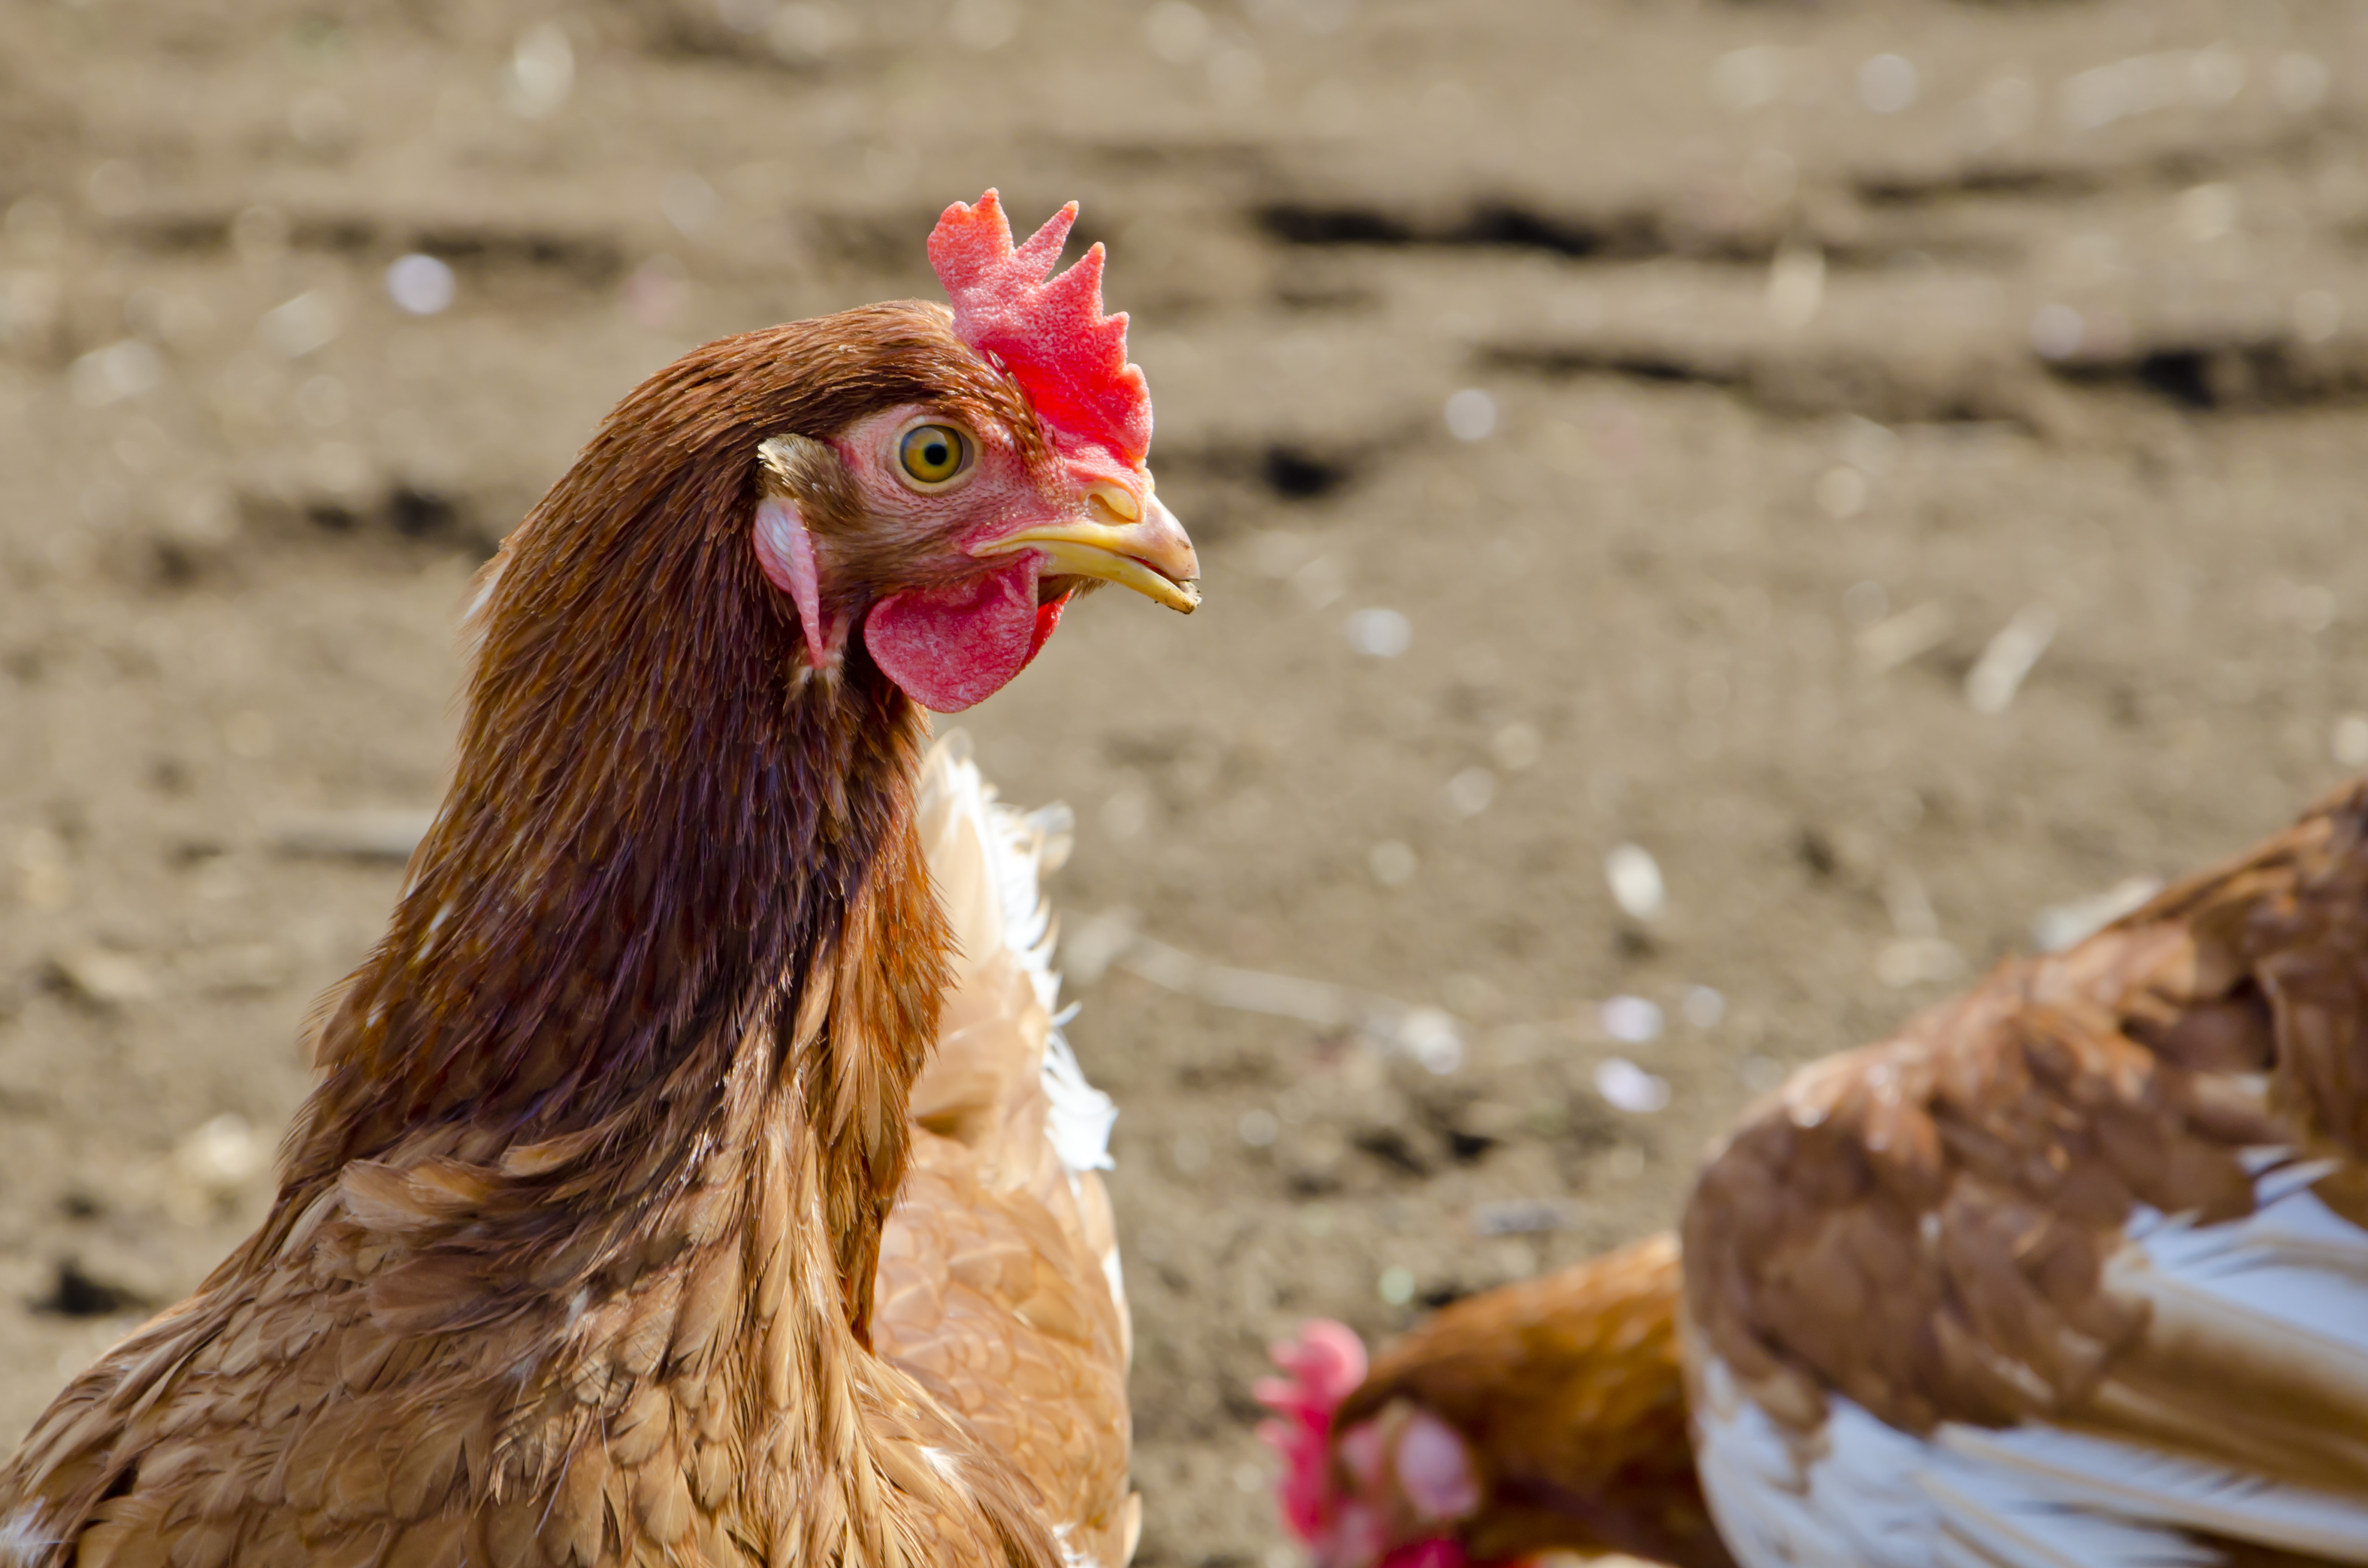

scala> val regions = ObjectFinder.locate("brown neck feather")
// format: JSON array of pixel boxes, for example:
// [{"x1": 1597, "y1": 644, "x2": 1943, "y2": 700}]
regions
[{"x1": 273, "y1": 311, "x2": 966, "y2": 1314}]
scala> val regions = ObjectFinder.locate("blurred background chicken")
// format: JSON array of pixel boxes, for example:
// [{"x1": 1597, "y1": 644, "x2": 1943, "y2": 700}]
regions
[
  {"x1": 0, "y1": 193, "x2": 1192, "y2": 1566},
  {"x1": 1263, "y1": 780, "x2": 2368, "y2": 1568}
]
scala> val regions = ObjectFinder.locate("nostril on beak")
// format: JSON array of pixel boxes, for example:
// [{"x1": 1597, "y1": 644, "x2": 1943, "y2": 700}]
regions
[{"x1": 1087, "y1": 482, "x2": 1142, "y2": 524}]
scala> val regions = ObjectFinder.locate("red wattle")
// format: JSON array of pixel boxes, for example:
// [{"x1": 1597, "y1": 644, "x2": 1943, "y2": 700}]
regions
[
  {"x1": 1027, "y1": 589, "x2": 1073, "y2": 664},
  {"x1": 863, "y1": 557, "x2": 1048, "y2": 713}
]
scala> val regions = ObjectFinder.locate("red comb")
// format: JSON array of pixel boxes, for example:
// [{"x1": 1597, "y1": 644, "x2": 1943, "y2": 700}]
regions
[
  {"x1": 1256, "y1": 1320, "x2": 1370, "y2": 1546},
  {"x1": 929, "y1": 190, "x2": 1152, "y2": 470}
]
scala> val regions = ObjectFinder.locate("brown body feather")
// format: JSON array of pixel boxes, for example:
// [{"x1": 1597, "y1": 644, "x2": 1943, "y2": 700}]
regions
[{"x1": 0, "y1": 306, "x2": 1113, "y2": 1568}]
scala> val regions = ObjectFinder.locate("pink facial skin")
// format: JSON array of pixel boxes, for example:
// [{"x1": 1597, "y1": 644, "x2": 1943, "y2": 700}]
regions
[
  {"x1": 753, "y1": 400, "x2": 1122, "y2": 713},
  {"x1": 1332, "y1": 1409, "x2": 1482, "y2": 1568},
  {"x1": 1392, "y1": 1410, "x2": 1485, "y2": 1524}
]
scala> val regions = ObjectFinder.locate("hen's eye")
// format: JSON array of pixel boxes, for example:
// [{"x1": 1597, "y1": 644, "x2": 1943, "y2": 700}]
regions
[{"x1": 896, "y1": 424, "x2": 970, "y2": 488}]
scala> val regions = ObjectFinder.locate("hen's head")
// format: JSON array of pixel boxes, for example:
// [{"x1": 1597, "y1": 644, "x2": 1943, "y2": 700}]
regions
[
  {"x1": 744, "y1": 190, "x2": 1195, "y2": 713},
  {"x1": 1257, "y1": 1322, "x2": 1486, "y2": 1568},
  {"x1": 323, "y1": 193, "x2": 1193, "y2": 1148},
  {"x1": 1256, "y1": 1246, "x2": 1722, "y2": 1568},
  {"x1": 507, "y1": 189, "x2": 1195, "y2": 724}
]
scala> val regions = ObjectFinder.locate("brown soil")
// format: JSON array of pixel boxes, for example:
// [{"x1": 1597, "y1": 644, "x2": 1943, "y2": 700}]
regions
[{"x1": 4, "y1": 1, "x2": 2366, "y2": 1563}]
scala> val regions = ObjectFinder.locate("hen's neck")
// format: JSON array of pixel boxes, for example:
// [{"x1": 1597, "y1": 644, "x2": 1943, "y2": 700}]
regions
[
  {"x1": 307, "y1": 664, "x2": 924, "y2": 1158},
  {"x1": 276, "y1": 415, "x2": 946, "y2": 1337}
]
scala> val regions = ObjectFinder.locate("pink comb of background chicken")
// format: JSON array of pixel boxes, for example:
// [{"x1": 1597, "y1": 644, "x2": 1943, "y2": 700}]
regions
[
  {"x1": 928, "y1": 190, "x2": 1152, "y2": 474},
  {"x1": 1256, "y1": 1320, "x2": 1369, "y2": 1547},
  {"x1": 1260, "y1": 1322, "x2": 1482, "y2": 1568}
]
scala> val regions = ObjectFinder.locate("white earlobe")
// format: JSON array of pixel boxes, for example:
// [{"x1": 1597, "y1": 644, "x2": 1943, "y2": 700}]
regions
[{"x1": 753, "y1": 496, "x2": 844, "y2": 670}]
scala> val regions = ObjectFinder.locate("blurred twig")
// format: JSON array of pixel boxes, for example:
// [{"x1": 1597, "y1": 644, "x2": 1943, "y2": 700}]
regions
[
  {"x1": 266, "y1": 808, "x2": 436, "y2": 862},
  {"x1": 1060, "y1": 907, "x2": 1465, "y2": 1071}
]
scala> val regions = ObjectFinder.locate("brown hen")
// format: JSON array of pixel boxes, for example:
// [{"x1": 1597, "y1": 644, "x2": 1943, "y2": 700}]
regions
[{"x1": 0, "y1": 190, "x2": 1192, "y2": 1568}]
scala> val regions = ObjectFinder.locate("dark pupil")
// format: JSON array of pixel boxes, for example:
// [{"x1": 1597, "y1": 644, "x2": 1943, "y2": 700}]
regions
[{"x1": 920, "y1": 438, "x2": 950, "y2": 467}]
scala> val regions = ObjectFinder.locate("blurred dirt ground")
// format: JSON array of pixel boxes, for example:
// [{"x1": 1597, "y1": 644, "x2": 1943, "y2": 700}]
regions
[{"x1": 4, "y1": 1, "x2": 2368, "y2": 1562}]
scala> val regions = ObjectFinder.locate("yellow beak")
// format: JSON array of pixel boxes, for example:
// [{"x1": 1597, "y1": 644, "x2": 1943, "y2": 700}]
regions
[{"x1": 971, "y1": 492, "x2": 1201, "y2": 614}]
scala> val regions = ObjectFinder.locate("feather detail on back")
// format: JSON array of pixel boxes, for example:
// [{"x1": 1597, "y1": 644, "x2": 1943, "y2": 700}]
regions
[
  {"x1": 1686, "y1": 778, "x2": 2368, "y2": 1568},
  {"x1": 875, "y1": 735, "x2": 1138, "y2": 1568}
]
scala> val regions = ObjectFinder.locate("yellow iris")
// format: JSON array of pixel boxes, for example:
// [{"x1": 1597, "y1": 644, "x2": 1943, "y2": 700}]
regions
[{"x1": 897, "y1": 424, "x2": 969, "y2": 486}]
